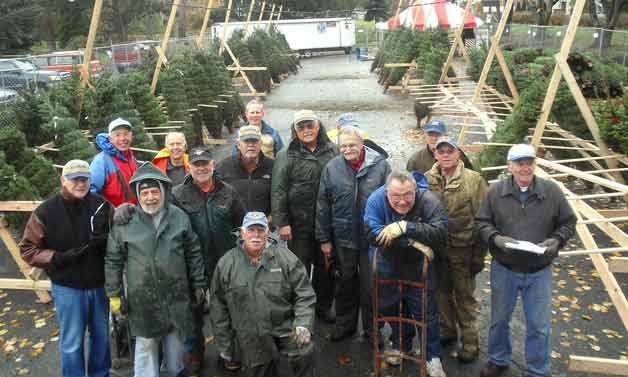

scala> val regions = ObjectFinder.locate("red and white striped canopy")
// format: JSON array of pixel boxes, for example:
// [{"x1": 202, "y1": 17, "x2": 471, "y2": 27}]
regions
[{"x1": 377, "y1": 0, "x2": 483, "y2": 31}]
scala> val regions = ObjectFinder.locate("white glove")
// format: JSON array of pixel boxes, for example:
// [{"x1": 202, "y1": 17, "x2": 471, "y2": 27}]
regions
[
  {"x1": 376, "y1": 221, "x2": 408, "y2": 247},
  {"x1": 294, "y1": 326, "x2": 311, "y2": 347},
  {"x1": 220, "y1": 352, "x2": 232, "y2": 362},
  {"x1": 409, "y1": 240, "x2": 434, "y2": 262}
]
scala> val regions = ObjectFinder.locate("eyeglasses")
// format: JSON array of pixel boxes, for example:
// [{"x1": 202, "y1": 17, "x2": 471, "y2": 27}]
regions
[
  {"x1": 295, "y1": 122, "x2": 317, "y2": 131},
  {"x1": 339, "y1": 143, "x2": 361, "y2": 150},
  {"x1": 388, "y1": 192, "x2": 415, "y2": 202}
]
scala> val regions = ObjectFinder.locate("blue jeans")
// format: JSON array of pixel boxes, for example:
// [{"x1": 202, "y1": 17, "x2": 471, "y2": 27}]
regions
[
  {"x1": 135, "y1": 330, "x2": 184, "y2": 377},
  {"x1": 488, "y1": 260, "x2": 552, "y2": 377},
  {"x1": 51, "y1": 284, "x2": 111, "y2": 377},
  {"x1": 374, "y1": 251, "x2": 441, "y2": 361}
]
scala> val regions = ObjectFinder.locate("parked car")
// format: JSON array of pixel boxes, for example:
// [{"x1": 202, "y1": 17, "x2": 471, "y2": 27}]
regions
[
  {"x1": 0, "y1": 88, "x2": 19, "y2": 105},
  {"x1": 0, "y1": 59, "x2": 71, "y2": 90},
  {"x1": 33, "y1": 50, "x2": 103, "y2": 78}
]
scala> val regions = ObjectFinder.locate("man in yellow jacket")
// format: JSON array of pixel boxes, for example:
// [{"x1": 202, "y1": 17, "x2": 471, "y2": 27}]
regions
[
  {"x1": 425, "y1": 136, "x2": 487, "y2": 363},
  {"x1": 152, "y1": 132, "x2": 189, "y2": 185}
]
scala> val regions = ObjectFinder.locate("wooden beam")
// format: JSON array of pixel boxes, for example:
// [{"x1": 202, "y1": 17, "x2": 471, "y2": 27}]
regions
[
  {"x1": 568, "y1": 355, "x2": 628, "y2": 375},
  {"x1": 258, "y1": 1, "x2": 266, "y2": 22},
  {"x1": 0, "y1": 201, "x2": 41, "y2": 212},
  {"x1": 439, "y1": 0, "x2": 472, "y2": 83},
  {"x1": 493, "y1": 43, "x2": 519, "y2": 102},
  {"x1": 0, "y1": 218, "x2": 51, "y2": 303},
  {"x1": 609, "y1": 257, "x2": 628, "y2": 273},
  {"x1": 131, "y1": 147, "x2": 159, "y2": 154},
  {"x1": 226, "y1": 66, "x2": 267, "y2": 71},
  {"x1": 219, "y1": 0, "x2": 233, "y2": 55},
  {"x1": 80, "y1": 0, "x2": 103, "y2": 87},
  {"x1": 276, "y1": 4, "x2": 283, "y2": 21},
  {"x1": 536, "y1": 158, "x2": 628, "y2": 193},
  {"x1": 244, "y1": 0, "x2": 256, "y2": 35},
  {"x1": 151, "y1": 0, "x2": 181, "y2": 94},
  {"x1": 598, "y1": 209, "x2": 628, "y2": 217},
  {"x1": 560, "y1": 246, "x2": 628, "y2": 256},
  {"x1": 265, "y1": 3, "x2": 275, "y2": 32},
  {"x1": 196, "y1": 0, "x2": 215, "y2": 49},
  {"x1": 0, "y1": 279, "x2": 51, "y2": 291}
]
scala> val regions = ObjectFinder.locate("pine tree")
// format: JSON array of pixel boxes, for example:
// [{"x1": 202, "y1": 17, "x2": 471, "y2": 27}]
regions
[
  {"x1": 118, "y1": 72, "x2": 169, "y2": 129},
  {"x1": 52, "y1": 117, "x2": 97, "y2": 162}
]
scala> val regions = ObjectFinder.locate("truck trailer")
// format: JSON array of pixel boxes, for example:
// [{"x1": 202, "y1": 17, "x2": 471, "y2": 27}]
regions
[{"x1": 212, "y1": 18, "x2": 356, "y2": 56}]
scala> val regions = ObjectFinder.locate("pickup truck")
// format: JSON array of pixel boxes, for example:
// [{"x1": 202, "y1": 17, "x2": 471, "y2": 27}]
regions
[{"x1": 0, "y1": 59, "x2": 71, "y2": 90}]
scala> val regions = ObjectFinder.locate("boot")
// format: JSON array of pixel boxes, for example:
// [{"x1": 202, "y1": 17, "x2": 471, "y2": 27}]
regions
[{"x1": 479, "y1": 361, "x2": 509, "y2": 377}]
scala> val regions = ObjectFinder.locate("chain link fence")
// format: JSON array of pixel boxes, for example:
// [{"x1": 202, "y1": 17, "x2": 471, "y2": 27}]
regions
[{"x1": 477, "y1": 24, "x2": 628, "y2": 65}]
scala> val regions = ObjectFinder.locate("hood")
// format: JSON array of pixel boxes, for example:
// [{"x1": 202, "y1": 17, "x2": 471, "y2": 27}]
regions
[
  {"x1": 364, "y1": 139, "x2": 389, "y2": 159},
  {"x1": 95, "y1": 132, "x2": 131, "y2": 161},
  {"x1": 412, "y1": 171, "x2": 430, "y2": 192},
  {"x1": 129, "y1": 162, "x2": 173, "y2": 203}
]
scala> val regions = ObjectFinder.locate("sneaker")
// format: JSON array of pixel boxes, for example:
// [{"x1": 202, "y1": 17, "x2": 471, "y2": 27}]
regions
[
  {"x1": 479, "y1": 361, "x2": 509, "y2": 377},
  {"x1": 426, "y1": 357, "x2": 447, "y2": 377},
  {"x1": 385, "y1": 349, "x2": 402, "y2": 366}
]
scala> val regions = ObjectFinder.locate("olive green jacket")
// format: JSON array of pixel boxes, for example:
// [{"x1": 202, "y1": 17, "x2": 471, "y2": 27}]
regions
[
  {"x1": 210, "y1": 240, "x2": 316, "y2": 367},
  {"x1": 105, "y1": 163, "x2": 207, "y2": 339},
  {"x1": 426, "y1": 161, "x2": 487, "y2": 258}
]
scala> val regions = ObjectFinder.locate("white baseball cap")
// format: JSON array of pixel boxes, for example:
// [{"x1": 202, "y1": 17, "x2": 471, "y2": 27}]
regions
[{"x1": 507, "y1": 144, "x2": 536, "y2": 161}]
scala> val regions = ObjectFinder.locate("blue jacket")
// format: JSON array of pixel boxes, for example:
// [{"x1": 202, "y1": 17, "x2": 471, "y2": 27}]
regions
[
  {"x1": 363, "y1": 172, "x2": 448, "y2": 280},
  {"x1": 231, "y1": 120, "x2": 284, "y2": 157},
  {"x1": 90, "y1": 133, "x2": 138, "y2": 207},
  {"x1": 315, "y1": 146, "x2": 391, "y2": 250}
]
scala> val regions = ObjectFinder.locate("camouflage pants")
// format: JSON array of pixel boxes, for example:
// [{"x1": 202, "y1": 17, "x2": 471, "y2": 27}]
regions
[{"x1": 435, "y1": 249, "x2": 479, "y2": 353}]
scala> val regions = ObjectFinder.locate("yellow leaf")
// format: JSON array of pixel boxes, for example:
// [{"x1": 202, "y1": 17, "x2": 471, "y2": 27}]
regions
[
  {"x1": 32, "y1": 342, "x2": 45, "y2": 350},
  {"x1": 338, "y1": 355, "x2": 352, "y2": 365}
]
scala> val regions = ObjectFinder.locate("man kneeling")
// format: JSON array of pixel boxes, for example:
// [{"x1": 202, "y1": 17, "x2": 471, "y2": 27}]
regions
[{"x1": 210, "y1": 212, "x2": 317, "y2": 377}]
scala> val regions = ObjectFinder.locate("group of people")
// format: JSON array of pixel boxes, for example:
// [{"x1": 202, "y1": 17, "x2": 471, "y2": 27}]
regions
[{"x1": 19, "y1": 98, "x2": 576, "y2": 377}]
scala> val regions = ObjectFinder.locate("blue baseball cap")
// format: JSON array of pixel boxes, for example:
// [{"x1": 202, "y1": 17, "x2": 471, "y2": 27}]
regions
[
  {"x1": 435, "y1": 136, "x2": 459, "y2": 150},
  {"x1": 424, "y1": 120, "x2": 446, "y2": 135},
  {"x1": 336, "y1": 113, "x2": 359, "y2": 128},
  {"x1": 242, "y1": 211, "x2": 269, "y2": 229},
  {"x1": 507, "y1": 144, "x2": 536, "y2": 161}
]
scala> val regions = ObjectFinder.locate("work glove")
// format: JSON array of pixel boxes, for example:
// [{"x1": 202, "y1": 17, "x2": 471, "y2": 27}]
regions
[
  {"x1": 193, "y1": 288, "x2": 206, "y2": 307},
  {"x1": 539, "y1": 238, "x2": 561, "y2": 259},
  {"x1": 113, "y1": 203, "x2": 135, "y2": 225},
  {"x1": 293, "y1": 326, "x2": 311, "y2": 347},
  {"x1": 376, "y1": 221, "x2": 408, "y2": 247},
  {"x1": 52, "y1": 245, "x2": 89, "y2": 267},
  {"x1": 492, "y1": 235, "x2": 516, "y2": 253},
  {"x1": 409, "y1": 240, "x2": 434, "y2": 262},
  {"x1": 110, "y1": 296, "x2": 122, "y2": 316},
  {"x1": 470, "y1": 257, "x2": 485, "y2": 276}
]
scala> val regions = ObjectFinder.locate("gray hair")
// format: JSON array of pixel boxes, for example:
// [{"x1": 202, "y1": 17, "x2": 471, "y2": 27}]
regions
[
  {"x1": 165, "y1": 132, "x2": 187, "y2": 147},
  {"x1": 246, "y1": 99, "x2": 264, "y2": 112},
  {"x1": 386, "y1": 170, "x2": 417, "y2": 188},
  {"x1": 338, "y1": 125, "x2": 365, "y2": 141}
]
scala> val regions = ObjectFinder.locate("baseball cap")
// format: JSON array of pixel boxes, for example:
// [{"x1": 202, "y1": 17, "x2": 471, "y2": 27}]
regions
[
  {"x1": 507, "y1": 144, "x2": 536, "y2": 161},
  {"x1": 62, "y1": 160, "x2": 91, "y2": 180},
  {"x1": 435, "y1": 136, "x2": 459, "y2": 150},
  {"x1": 424, "y1": 120, "x2": 446, "y2": 135},
  {"x1": 108, "y1": 118, "x2": 133, "y2": 134},
  {"x1": 189, "y1": 146, "x2": 213, "y2": 163},
  {"x1": 238, "y1": 125, "x2": 262, "y2": 142},
  {"x1": 242, "y1": 211, "x2": 269, "y2": 229},
  {"x1": 336, "y1": 113, "x2": 359, "y2": 128},
  {"x1": 293, "y1": 110, "x2": 319, "y2": 126}
]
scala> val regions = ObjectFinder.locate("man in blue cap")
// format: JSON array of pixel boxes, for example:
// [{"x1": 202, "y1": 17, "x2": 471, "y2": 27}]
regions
[
  {"x1": 475, "y1": 144, "x2": 576, "y2": 377},
  {"x1": 210, "y1": 212, "x2": 316, "y2": 377},
  {"x1": 407, "y1": 120, "x2": 473, "y2": 174}
]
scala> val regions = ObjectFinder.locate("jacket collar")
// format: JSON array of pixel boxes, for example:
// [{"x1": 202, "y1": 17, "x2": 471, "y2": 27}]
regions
[
  {"x1": 428, "y1": 160, "x2": 465, "y2": 187},
  {"x1": 500, "y1": 175, "x2": 546, "y2": 200},
  {"x1": 95, "y1": 132, "x2": 133, "y2": 161},
  {"x1": 346, "y1": 145, "x2": 384, "y2": 176}
]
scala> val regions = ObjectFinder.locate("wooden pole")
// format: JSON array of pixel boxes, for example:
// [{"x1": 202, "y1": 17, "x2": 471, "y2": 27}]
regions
[
  {"x1": 151, "y1": 0, "x2": 181, "y2": 94},
  {"x1": 395, "y1": 0, "x2": 403, "y2": 17},
  {"x1": 196, "y1": 0, "x2": 215, "y2": 49},
  {"x1": 439, "y1": 0, "x2": 472, "y2": 83},
  {"x1": 266, "y1": 3, "x2": 276, "y2": 32},
  {"x1": 81, "y1": 0, "x2": 103, "y2": 87},
  {"x1": 471, "y1": 0, "x2": 516, "y2": 104},
  {"x1": 244, "y1": 0, "x2": 256, "y2": 35},
  {"x1": 219, "y1": 0, "x2": 233, "y2": 54},
  {"x1": 276, "y1": 4, "x2": 283, "y2": 21},
  {"x1": 258, "y1": 1, "x2": 267, "y2": 22}
]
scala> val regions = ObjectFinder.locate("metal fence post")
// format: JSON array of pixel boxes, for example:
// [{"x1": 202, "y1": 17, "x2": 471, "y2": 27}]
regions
[
  {"x1": 599, "y1": 28, "x2": 603, "y2": 57},
  {"x1": 624, "y1": 33, "x2": 627, "y2": 66}
]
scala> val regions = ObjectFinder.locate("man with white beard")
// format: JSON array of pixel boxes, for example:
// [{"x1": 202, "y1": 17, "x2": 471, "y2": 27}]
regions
[{"x1": 105, "y1": 162, "x2": 207, "y2": 377}]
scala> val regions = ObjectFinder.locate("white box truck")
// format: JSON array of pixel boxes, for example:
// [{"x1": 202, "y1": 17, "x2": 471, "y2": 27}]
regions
[{"x1": 212, "y1": 18, "x2": 356, "y2": 55}]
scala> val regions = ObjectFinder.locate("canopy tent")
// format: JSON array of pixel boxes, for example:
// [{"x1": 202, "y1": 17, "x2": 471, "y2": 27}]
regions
[{"x1": 376, "y1": 0, "x2": 484, "y2": 31}]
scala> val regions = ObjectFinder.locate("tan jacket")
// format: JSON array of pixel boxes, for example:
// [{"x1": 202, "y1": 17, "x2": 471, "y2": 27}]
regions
[{"x1": 426, "y1": 161, "x2": 487, "y2": 249}]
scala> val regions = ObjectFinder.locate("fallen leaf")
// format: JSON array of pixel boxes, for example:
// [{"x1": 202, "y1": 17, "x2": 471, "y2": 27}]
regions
[
  {"x1": 31, "y1": 342, "x2": 45, "y2": 350},
  {"x1": 338, "y1": 355, "x2": 352, "y2": 365},
  {"x1": 581, "y1": 314, "x2": 592, "y2": 321},
  {"x1": 16, "y1": 368, "x2": 29, "y2": 375},
  {"x1": 551, "y1": 351, "x2": 561, "y2": 359},
  {"x1": 49, "y1": 336, "x2": 58, "y2": 342}
]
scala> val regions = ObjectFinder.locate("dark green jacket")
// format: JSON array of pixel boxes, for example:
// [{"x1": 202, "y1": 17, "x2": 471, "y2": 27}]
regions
[
  {"x1": 210, "y1": 239, "x2": 316, "y2": 367},
  {"x1": 172, "y1": 175, "x2": 245, "y2": 281},
  {"x1": 105, "y1": 163, "x2": 207, "y2": 339},
  {"x1": 271, "y1": 127, "x2": 339, "y2": 238}
]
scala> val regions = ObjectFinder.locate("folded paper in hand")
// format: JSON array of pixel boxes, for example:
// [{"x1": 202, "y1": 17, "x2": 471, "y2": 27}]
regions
[{"x1": 505, "y1": 240, "x2": 547, "y2": 255}]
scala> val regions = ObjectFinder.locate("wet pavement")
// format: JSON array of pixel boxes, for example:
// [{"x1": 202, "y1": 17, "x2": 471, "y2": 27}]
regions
[{"x1": 1, "y1": 54, "x2": 627, "y2": 377}]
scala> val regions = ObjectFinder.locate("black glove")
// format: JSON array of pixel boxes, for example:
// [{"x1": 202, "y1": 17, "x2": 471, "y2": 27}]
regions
[
  {"x1": 193, "y1": 288, "x2": 206, "y2": 307},
  {"x1": 470, "y1": 258, "x2": 485, "y2": 276},
  {"x1": 539, "y1": 238, "x2": 560, "y2": 259},
  {"x1": 53, "y1": 245, "x2": 89, "y2": 267},
  {"x1": 492, "y1": 235, "x2": 516, "y2": 253},
  {"x1": 113, "y1": 203, "x2": 135, "y2": 225}
]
